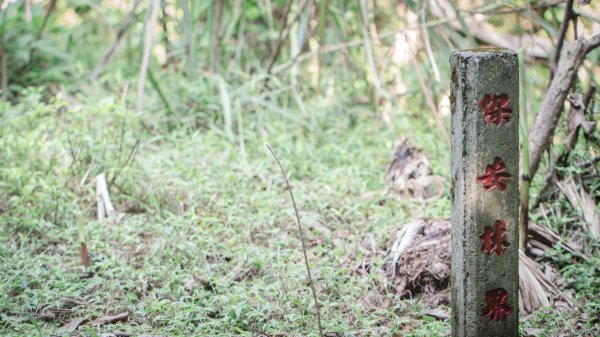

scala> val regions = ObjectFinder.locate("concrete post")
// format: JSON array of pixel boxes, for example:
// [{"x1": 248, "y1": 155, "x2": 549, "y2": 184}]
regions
[{"x1": 450, "y1": 49, "x2": 519, "y2": 337}]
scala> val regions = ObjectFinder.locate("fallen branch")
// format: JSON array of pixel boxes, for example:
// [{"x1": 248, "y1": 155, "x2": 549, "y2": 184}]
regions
[
  {"x1": 89, "y1": 312, "x2": 129, "y2": 326},
  {"x1": 429, "y1": 0, "x2": 553, "y2": 59},
  {"x1": 265, "y1": 144, "x2": 324, "y2": 337}
]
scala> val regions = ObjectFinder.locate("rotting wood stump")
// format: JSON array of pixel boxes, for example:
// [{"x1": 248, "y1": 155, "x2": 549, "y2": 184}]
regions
[{"x1": 450, "y1": 49, "x2": 519, "y2": 337}]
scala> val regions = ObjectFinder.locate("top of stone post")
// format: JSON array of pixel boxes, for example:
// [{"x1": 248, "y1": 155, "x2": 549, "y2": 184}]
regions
[{"x1": 451, "y1": 48, "x2": 516, "y2": 62}]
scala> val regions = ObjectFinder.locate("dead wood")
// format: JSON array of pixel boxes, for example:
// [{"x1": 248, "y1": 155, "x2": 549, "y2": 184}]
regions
[
  {"x1": 519, "y1": 251, "x2": 571, "y2": 314},
  {"x1": 367, "y1": 219, "x2": 575, "y2": 311},
  {"x1": 89, "y1": 312, "x2": 129, "y2": 326},
  {"x1": 96, "y1": 173, "x2": 117, "y2": 223},
  {"x1": 528, "y1": 33, "x2": 600, "y2": 179},
  {"x1": 386, "y1": 218, "x2": 451, "y2": 306},
  {"x1": 549, "y1": 0, "x2": 575, "y2": 81},
  {"x1": 533, "y1": 85, "x2": 597, "y2": 208},
  {"x1": 428, "y1": 0, "x2": 553, "y2": 59},
  {"x1": 185, "y1": 272, "x2": 216, "y2": 292},
  {"x1": 385, "y1": 140, "x2": 445, "y2": 202},
  {"x1": 57, "y1": 317, "x2": 88, "y2": 334}
]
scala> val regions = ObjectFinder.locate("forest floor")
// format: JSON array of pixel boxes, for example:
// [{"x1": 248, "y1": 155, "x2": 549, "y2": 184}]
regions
[{"x1": 0, "y1": 79, "x2": 598, "y2": 336}]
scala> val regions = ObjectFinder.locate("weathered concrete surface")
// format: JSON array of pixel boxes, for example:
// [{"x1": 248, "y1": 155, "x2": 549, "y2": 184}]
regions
[{"x1": 450, "y1": 49, "x2": 519, "y2": 337}]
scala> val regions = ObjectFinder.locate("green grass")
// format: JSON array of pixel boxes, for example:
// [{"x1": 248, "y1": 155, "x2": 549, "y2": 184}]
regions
[
  {"x1": 1, "y1": 69, "x2": 599, "y2": 336},
  {"x1": 0, "y1": 84, "x2": 453, "y2": 336}
]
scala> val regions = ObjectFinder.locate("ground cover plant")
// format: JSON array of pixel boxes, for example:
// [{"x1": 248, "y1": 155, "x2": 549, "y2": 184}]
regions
[{"x1": 0, "y1": 1, "x2": 599, "y2": 336}]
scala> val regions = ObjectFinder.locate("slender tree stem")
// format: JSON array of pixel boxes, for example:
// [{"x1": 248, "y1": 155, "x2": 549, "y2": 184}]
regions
[{"x1": 265, "y1": 144, "x2": 324, "y2": 337}]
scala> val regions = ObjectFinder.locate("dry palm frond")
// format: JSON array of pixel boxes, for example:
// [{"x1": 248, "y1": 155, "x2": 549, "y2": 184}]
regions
[
  {"x1": 377, "y1": 219, "x2": 573, "y2": 312},
  {"x1": 557, "y1": 175, "x2": 600, "y2": 239},
  {"x1": 386, "y1": 139, "x2": 445, "y2": 202},
  {"x1": 385, "y1": 218, "x2": 451, "y2": 306}
]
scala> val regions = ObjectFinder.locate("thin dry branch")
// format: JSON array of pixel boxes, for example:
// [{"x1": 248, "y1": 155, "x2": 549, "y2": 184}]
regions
[
  {"x1": 91, "y1": 0, "x2": 143, "y2": 81},
  {"x1": 549, "y1": 0, "x2": 575, "y2": 81},
  {"x1": 265, "y1": 144, "x2": 324, "y2": 337},
  {"x1": 264, "y1": 0, "x2": 308, "y2": 76},
  {"x1": 528, "y1": 33, "x2": 600, "y2": 179},
  {"x1": 36, "y1": 0, "x2": 57, "y2": 39}
]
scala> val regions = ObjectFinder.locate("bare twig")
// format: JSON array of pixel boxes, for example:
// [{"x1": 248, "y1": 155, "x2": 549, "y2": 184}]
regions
[
  {"x1": 265, "y1": 144, "x2": 324, "y2": 337},
  {"x1": 147, "y1": 68, "x2": 174, "y2": 115},
  {"x1": 91, "y1": 0, "x2": 143, "y2": 81},
  {"x1": 533, "y1": 85, "x2": 596, "y2": 207},
  {"x1": 264, "y1": 1, "x2": 307, "y2": 76},
  {"x1": 110, "y1": 139, "x2": 141, "y2": 186},
  {"x1": 263, "y1": 1, "x2": 293, "y2": 68},
  {"x1": 549, "y1": 0, "x2": 574, "y2": 81},
  {"x1": 37, "y1": 0, "x2": 57, "y2": 39},
  {"x1": 136, "y1": 0, "x2": 161, "y2": 112}
]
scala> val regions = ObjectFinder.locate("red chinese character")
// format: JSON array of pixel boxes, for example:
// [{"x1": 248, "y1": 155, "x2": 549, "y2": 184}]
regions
[
  {"x1": 481, "y1": 288, "x2": 512, "y2": 321},
  {"x1": 479, "y1": 93, "x2": 513, "y2": 127},
  {"x1": 480, "y1": 220, "x2": 509, "y2": 256},
  {"x1": 476, "y1": 157, "x2": 511, "y2": 191}
]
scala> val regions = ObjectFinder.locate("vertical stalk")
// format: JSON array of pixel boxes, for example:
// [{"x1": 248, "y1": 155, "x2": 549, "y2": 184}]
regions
[
  {"x1": 518, "y1": 48, "x2": 530, "y2": 252},
  {"x1": 1, "y1": 0, "x2": 8, "y2": 101},
  {"x1": 180, "y1": 0, "x2": 195, "y2": 77},
  {"x1": 210, "y1": 0, "x2": 223, "y2": 72},
  {"x1": 136, "y1": 0, "x2": 161, "y2": 112},
  {"x1": 1, "y1": 51, "x2": 7, "y2": 101}
]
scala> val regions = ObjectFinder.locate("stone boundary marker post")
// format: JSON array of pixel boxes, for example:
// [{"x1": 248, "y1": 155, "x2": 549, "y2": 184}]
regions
[{"x1": 450, "y1": 49, "x2": 519, "y2": 337}]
